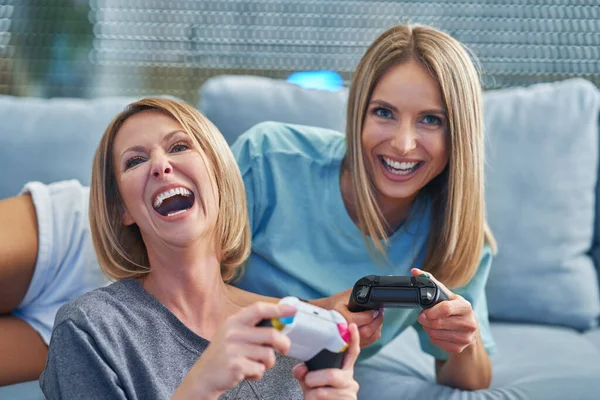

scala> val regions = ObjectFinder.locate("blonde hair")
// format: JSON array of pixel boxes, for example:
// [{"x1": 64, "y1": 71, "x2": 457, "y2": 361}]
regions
[
  {"x1": 345, "y1": 24, "x2": 496, "y2": 288},
  {"x1": 89, "y1": 98, "x2": 250, "y2": 282}
]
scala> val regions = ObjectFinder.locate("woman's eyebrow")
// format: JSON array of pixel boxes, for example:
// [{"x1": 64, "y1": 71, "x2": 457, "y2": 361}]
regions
[
  {"x1": 121, "y1": 145, "x2": 145, "y2": 157},
  {"x1": 421, "y1": 108, "x2": 447, "y2": 115},
  {"x1": 370, "y1": 99, "x2": 446, "y2": 116},
  {"x1": 120, "y1": 130, "x2": 187, "y2": 156},
  {"x1": 369, "y1": 99, "x2": 398, "y2": 112},
  {"x1": 161, "y1": 130, "x2": 187, "y2": 144}
]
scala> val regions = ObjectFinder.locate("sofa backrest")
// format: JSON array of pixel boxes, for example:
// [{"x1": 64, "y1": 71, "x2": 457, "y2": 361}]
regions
[
  {"x1": 199, "y1": 75, "x2": 349, "y2": 145},
  {"x1": 482, "y1": 79, "x2": 600, "y2": 330},
  {"x1": 199, "y1": 74, "x2": 600, "y2": 331},
  {"x1": 0, "y1": 96, "x2": 136, "y2": 200}
]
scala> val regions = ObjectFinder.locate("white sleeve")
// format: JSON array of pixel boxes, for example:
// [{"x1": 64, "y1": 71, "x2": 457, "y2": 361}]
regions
[{"x1": 12, "y1": 180, "x2": 109, "y2": 345}]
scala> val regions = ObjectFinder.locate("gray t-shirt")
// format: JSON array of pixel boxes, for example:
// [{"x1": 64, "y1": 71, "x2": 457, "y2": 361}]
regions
[{"x1": 40, "y1": 279, "x2": 302, "y2": 399}]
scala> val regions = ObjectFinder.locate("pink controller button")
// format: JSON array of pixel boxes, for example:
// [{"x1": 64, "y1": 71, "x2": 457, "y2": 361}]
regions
[{"x1": 337, "y1": 323, "x2": 350, "y2": 343}]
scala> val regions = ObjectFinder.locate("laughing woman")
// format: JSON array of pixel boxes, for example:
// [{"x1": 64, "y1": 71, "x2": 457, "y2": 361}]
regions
[{"x1": 39, "y1": 98, "x2": 360, "y2": 400}]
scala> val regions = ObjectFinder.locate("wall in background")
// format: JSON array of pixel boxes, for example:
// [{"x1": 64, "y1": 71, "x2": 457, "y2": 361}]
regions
[{"x1": 0, "y1": 0, "x2": 598, "y2": 104}]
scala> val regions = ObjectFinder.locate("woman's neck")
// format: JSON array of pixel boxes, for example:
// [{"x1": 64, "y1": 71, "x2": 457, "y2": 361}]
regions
[
  {"x1": 340, "y1": 165, "x2": 415, "y2": 235},
  {"x1": 139, "y1": 244, "x2": 251, "y2": 340}
]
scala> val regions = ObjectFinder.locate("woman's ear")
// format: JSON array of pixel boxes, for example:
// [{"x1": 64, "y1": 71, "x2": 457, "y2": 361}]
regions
[{"x1": 122, "y1": 207, "x2": 135, "y2": 226}]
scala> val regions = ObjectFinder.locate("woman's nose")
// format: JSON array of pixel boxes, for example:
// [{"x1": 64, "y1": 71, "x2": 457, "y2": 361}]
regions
[
  {"x1": 151, "y1": 155, "x2": 172, "y2": 178},
  {"x1": 390, "y1": 122, "x2": 418, "y2": 155}
]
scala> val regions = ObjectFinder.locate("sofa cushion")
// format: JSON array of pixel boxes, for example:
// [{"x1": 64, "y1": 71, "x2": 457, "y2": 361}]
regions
[
  {"x1": 0, "y1": 96, "x2": 136, "y2": 200},
  {"x1": 4, "y1": 325, "x2": 599, "y2": 400},
  {"x1": 198, "y1": 75, "x2": 348, "y2": 144},
  {"x1": 354, "y1": 323, "x2": 600, "y2": 400},
  {"x1": 584, "y1": 328, "x2": 600, "y2": 353},
  {"x1": 0, "y1": 381, "x2": 43, "y2": 400},
  {"x1": 198, "y1": 75, "x2": 600, "y2": 330},
  {"x1": 483, "y1": 79, "x2": 600, "y2": 330}
]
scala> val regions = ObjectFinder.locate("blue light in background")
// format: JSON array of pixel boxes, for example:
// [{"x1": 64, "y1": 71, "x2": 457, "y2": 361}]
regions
[{"x1": 286, "y1": 70, "x2": 343, "y2": 91}]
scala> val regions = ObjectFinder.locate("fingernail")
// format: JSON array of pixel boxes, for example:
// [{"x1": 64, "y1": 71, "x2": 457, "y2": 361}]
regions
[
  {"x1": 282, "y1": 305, "x2": 297, "y2": 313},
  {"x1": 293, "y1": 364, "x2": 305, "y2": 373},
  {"x1": 373, "y1": 310, "x2": 379, "y2": 318},
  {"x1": 419, "y1": 313, "x2": 428, "y2": 320}
]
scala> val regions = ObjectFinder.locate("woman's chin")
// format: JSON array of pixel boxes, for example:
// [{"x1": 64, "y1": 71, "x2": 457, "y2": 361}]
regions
[{"x1": 375, "y1": 178, "x2": 423, "y2": 202}]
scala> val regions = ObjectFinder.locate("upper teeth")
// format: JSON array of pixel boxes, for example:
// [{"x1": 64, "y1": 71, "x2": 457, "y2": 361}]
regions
[
  {"x1": 153, "y1": 187, "x2": 192, "y2": 208},
  {"x1": 383, "y1": 157, "x2": 418, "y2": 170}
]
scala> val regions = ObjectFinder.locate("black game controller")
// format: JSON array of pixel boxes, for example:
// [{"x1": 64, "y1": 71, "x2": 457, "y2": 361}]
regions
[{"x1": 348, "y1": 275, "x2": 449, "y2": 312}]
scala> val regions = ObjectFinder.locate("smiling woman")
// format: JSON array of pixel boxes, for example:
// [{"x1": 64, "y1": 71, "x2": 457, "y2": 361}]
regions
[
  {"x1": 231, "y1": 23, "x2": 498, "y2": 391},
  {"x1": 39, "y1": 98, "x2": 361, "y2": 400},
  {"x1": 359, "y1": 58, "x2": 450, "y2": 232}
]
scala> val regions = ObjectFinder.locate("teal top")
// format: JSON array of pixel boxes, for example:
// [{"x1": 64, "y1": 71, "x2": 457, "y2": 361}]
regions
[{"x1": 231, "y1": 121, "x2": 496, "y2": 360}]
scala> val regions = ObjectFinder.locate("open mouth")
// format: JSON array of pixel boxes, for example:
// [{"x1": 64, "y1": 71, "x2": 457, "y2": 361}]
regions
[
  {"x1": 152, "y1": 187, "x2": 195, "y2": 217},
  {"x1": 380, "y1": 156, "x2": 423, "y2": 176}
]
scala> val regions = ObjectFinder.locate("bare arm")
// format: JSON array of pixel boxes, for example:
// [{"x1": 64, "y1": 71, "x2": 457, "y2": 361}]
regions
[
  {"x1": 0, "y1": 316, "x2": 48, "y2": 385},
  {"x1": 0, "y1": 194, "x2": 47, "y2": 386},
  {"x1": 411, "y1": 268, "x2": 492, "y2": 390},
  {"x1": 0, "y1": 194, "x2": 38, "y2": 313},
  {"x1": 435, "y1": 331, "x2": 491, "y2": 390}
]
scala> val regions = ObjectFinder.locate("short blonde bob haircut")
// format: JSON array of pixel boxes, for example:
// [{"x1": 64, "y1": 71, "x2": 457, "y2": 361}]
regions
[
  {"x1": 89, "y1": 98, "x2": 250, "y2": 282},
  {"x1": 345, "y1": 24, "x2": 496, "y2": 288}
]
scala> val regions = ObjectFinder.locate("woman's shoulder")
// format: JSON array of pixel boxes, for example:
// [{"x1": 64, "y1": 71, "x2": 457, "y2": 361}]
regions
[
  {"x1": 52, "y1": 279, "x2": 132, "y2": 329},
  {"x1": 234, "y1": 121, "x2": 345, "y2": 161},
  {"x1": 480, "y1": 241, "x2": 494, "y2": 265}
]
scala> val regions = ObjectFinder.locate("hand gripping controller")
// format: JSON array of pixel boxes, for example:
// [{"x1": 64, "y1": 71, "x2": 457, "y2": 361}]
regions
[
  {"x1": 258, "y1": 297, "x2": 350, "y2": 371},
  {"x1": 348, "y1": 275, "x2": 449, "y2": 312}
]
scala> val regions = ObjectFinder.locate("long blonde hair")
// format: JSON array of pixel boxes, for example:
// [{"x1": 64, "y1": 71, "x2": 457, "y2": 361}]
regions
[
  {"x1": 89, "y1": 98, "x2": 250, "y2": 282},
  {"x1": 345, "y1": 24, "x2": 496, "y2": 288}
]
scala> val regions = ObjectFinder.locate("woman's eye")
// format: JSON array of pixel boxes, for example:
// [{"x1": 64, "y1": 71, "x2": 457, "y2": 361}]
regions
[
  {"x1": 422, "y1": 115, "x2": 442, "y2": 125},
  {"x1": 171, "y1": 143, "x2": 190, "y2": 153},
  {"x1": 125, "y1": 157, "x2": 144, "y2": 170},
  {"x1": 374, "y1": 107, "x2": 393, "y2": 119}
]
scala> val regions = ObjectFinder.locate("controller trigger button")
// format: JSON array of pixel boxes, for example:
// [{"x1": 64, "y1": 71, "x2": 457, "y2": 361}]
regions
[
  {"x1": 355, "y1": 285, "x2": 371, "y2": 304},
  {"x1": 271, "y1": 318, "x2": 285, "y2": 331},
  {"x1": 421, "y1": 288, "x2": 435, "y2": 304},
  {"x1": 337, "y1": 323, "x2": 350, "y2": 344}
]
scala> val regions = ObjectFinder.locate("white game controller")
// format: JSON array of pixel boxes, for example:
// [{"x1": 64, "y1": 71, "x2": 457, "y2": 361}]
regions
[{"x1": 258, "y1": 296, "x2": 350, "y2": 370}]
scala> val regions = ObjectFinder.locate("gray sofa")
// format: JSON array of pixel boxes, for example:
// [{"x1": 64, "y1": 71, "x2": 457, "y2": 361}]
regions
[{"x1": 1, "y1": 76, "x2": 599, "y2": 399}]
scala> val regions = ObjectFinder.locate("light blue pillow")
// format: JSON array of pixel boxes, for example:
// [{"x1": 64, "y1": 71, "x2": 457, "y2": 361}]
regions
[{"x1": 484, "y1": 79, "x2": 600, "y2": 330}]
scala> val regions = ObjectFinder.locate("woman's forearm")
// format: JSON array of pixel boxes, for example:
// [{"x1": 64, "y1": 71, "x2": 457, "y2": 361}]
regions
[
  {"x1": 435, "y1": 330, "x2": 491, "y2": 390},
  {"x1": 0, "y1": 194, "x2": 38, "y2": 313},
  {"x1": 0, "y1": 316, "x2": 48, "y2": 386}
]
